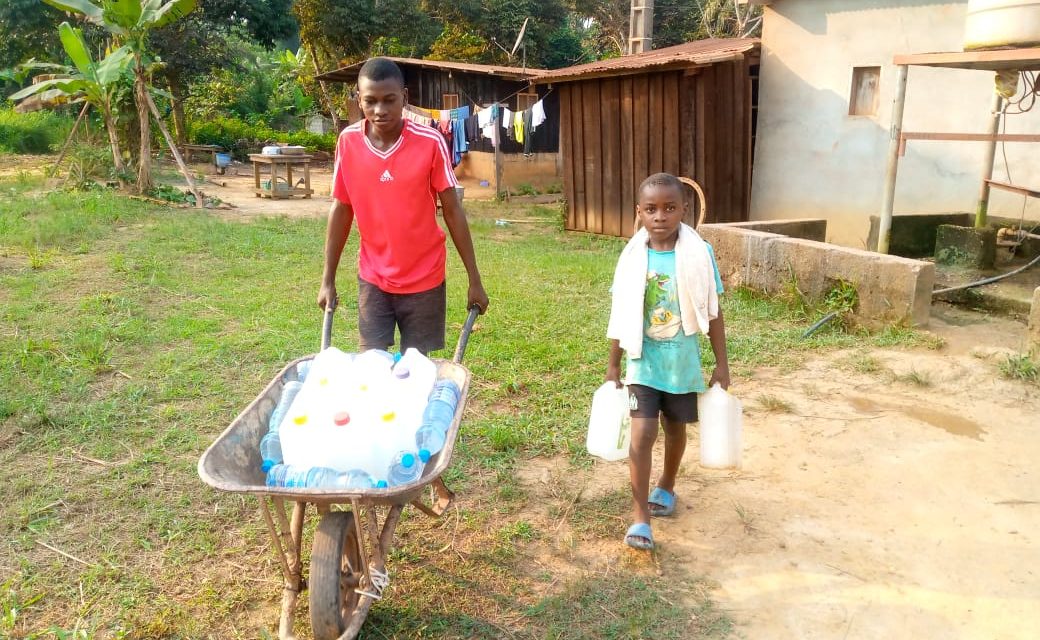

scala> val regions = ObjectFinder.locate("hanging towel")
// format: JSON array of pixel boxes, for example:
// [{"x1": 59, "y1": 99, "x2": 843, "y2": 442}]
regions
[
  {"x1": 501, "y1": 108, "x2": 512, "y2": 130},
  {"x1": 477, "y1": 105, "x2": 493, "y2": 128},
  {"x1": 513, "y1": 111, "x2": 524, "y2": 144},
  {"x1": 531, "y1": 99, "x2": 546, "y2": 130},
  {"x1": 522, "y1": 108, "x2": 534, "y2": 155},
  {"x1": 606, "y1": 223, "x2": 719, "y2": 359}
]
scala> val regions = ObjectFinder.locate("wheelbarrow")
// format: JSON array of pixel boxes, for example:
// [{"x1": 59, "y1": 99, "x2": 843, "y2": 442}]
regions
[{"x1": 198, "y1": 302, "x2": 480, "y2": 639}]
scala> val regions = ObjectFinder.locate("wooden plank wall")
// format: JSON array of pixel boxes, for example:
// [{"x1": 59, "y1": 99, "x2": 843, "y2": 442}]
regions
[{"x1": 560, "y1": 60, "x2": 753, "y2": 237}]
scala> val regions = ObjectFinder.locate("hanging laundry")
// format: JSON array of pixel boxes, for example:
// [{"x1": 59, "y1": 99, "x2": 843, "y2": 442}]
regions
[
  {"x1": 477, "y1": 106, "x2": 493, "y2": 129},
  {"x1": 513, "y1": 111, "x2": 524, "y2": 145},
  {"x1": 451, "y1": 106, "x2": 469, "y2": 164},
  {"x1": 464, "y1": 113, "x2": 480, "y2": 143},
  {"x1": 501, "y1": 108, "x2": 513, "y2": 131},
  {"x1": 522, "y1": 108, "x2": 534, "y2": 155},
  {"x1": 531, "y1": 99, "x2": 546, "y2": 130}
]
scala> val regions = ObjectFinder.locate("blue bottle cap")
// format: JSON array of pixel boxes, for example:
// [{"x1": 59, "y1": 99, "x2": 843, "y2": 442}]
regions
[
  {"x1": 402, "y1": 453, "x2": 415, "y2": 468},
  {"x1": 418, "y1": 449, "x2": 431, "y2": 463},
  {"x1": 261, "y1": 459, "x2": 274, "y2": 472},
  {"x1": 393, "y1": 351, "x2": 402, "y2": 363},
  {"x1": 376, "y1": 480, "x2": 388, "y2": 488}
]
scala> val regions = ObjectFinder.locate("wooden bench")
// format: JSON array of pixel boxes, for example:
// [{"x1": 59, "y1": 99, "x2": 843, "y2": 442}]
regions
[{"x1": 181, "y1": 144, "x2": 222, "y2": 165}]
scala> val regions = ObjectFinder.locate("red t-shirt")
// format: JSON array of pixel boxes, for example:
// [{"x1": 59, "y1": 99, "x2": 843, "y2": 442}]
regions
[{"x1": 331, "y1": 119, "x2": 458, "y2": 294}]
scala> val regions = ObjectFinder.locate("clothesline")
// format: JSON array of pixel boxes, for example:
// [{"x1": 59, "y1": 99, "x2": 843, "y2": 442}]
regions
[{"x1": 402, "y1": 90, "x2": 552, "y2": 161}]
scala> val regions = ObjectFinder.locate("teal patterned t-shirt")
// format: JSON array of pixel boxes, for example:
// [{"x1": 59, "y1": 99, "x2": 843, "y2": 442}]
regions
[{"x1": 625, "y1": 245, "x2": 724, "y2": 394}]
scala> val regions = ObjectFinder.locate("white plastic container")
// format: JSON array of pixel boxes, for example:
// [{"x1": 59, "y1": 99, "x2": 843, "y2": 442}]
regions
[
  {"x1": 586, "y1": 382, "x2": 631, "y2": 461},
  {"x1": 698, "y1": 384, "x2": 743, "y2": 469},
  {"x1": 964, "y1": 0, "x2": 1040, "y2": 50}
]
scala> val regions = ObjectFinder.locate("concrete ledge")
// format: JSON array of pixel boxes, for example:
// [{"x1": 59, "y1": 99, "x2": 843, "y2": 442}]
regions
[
  {"x1": 700, "y1": 224, "x2": 935, "y2": 327},
  {"x1": 1030, "y1": 287, "x2": 1040, "y2": 353},
  {"x1": 717, "y1": 218, "x2": 827, "y2": 242},
  {"x1": 867, "y1": 213, "x2": 973, "y2": 257}
]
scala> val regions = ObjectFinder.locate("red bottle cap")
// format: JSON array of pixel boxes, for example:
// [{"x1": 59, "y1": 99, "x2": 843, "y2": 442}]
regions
[{"x1": 333, "y1": 411, "x2": 350, "y2": 426}]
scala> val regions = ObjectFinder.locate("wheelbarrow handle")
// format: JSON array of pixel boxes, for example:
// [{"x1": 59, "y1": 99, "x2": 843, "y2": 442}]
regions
[
  {"x1": 452, "y1": 305, "x2": 481, "y2": 364},
  {"x1": 320, "y1": 296, "x2": 337, "y2": 352},
  {"x1": 320, "y1": 298, "x2": 478, "y2": 362}
]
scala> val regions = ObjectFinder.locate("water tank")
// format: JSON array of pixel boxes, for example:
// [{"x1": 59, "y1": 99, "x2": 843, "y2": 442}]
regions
[{"x1": 964, "y1": 0, "x2": 1040, "y2": 50}]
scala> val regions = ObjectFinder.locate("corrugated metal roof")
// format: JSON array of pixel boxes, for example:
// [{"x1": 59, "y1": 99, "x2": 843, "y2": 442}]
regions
[
  {"x1": 316, "y1": 57, "x2": 547, "y2": 83},
  {"x1": 532, "y1": 39, "x2": 760, "y2": 84}
]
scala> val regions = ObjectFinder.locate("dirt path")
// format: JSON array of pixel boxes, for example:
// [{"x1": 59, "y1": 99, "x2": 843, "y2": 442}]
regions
[{"x1": 519, "y1": 305, "x2": 1038, "y2": 639}]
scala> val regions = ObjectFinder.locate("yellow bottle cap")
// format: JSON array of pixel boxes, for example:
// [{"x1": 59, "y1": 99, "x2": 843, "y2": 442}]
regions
[{"x1": 293, "y1": 415, "x2": 307, "y2": 425}]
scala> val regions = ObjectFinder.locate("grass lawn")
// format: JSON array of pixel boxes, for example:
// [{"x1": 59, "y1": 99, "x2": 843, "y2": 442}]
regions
[{"x1": 0, "y1": 172, "x2": 932, "y2": 639}]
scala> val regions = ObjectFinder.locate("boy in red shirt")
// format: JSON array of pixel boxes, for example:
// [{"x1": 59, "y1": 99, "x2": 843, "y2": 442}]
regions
[{"x1": 318, "y1": 58, "x2": 489, "y2": 353}]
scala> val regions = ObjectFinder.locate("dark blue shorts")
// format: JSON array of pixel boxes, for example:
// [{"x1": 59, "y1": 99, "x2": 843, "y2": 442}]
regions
[{"x1": 357, "y1": 277, "x2": 446, "y2": 354}]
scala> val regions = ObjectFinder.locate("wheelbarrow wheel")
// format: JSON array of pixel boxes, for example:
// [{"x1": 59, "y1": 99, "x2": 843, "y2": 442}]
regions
[{"x1": 310, "y1": 511, "x2": 364, "y2": 640}]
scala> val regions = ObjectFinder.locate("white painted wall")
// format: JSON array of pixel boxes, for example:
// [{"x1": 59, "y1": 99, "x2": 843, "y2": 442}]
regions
[{"x1": 751, "y1": 0, "x2": 1040, "y2": 248}]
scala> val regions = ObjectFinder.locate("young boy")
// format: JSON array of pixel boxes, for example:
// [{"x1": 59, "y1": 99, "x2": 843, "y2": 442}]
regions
[
  {"x1": 606, "y1": 173, "x2": 730, "y2": 551},
  {"x1": 317, "y1": 57, "x2": 489, "y2": 353}
]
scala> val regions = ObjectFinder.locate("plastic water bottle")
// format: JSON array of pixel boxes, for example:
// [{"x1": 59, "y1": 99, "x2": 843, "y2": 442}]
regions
[
  {"x1": 295, "y1": 359, "x2": 312, "y2": 382},
  {"x1": 259, "y1": 431, "x2": 283, "y2": 472},
  {"x1": 265, "y1": 464, "x2": 342, "y2": 488},
  {"x1": 415, "y1": 424, "x2": 447, "y2": 463},
  {"x1": 269, "y1": 380, "x2": 304, "y2": 432},
  {"x1": 335, "y1": 468, "x2": 377, "y2": 490},
  {"x1": 387, "y1": 451, "x2": 424, "y2": 486},
  {"x1": 415, "y1": 379, "x2": 461, "y2": 462},
  {"x1": 428, "y1": 379, "x2": 461, "y2": 406}
]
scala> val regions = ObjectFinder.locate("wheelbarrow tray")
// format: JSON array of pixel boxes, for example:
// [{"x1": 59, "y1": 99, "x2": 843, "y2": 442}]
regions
[{"x1": 198, "y1": 354, "x2": 471, "y2": 507}]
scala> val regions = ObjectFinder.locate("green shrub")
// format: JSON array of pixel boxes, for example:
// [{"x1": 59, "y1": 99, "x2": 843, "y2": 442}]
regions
[
  {"x1": 0, "y1": 107, "x2": 72, "y2": 154},
  {"x1": 188, "y1": 115, "x2": 335, "y2": 160}
]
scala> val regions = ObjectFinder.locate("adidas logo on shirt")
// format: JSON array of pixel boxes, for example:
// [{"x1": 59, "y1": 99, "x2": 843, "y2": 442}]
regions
[{"x1": 380, "y1": 169, "x2": 394, "y2": 182}]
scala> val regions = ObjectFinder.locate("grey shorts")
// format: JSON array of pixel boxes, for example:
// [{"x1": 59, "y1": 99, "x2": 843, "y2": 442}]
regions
[
  {"x1": 628, "y1": 384, "x2": 699, "y2": 424},
  {"x1": 357, "y1": 277, "x2": 446, "y2": 354}
]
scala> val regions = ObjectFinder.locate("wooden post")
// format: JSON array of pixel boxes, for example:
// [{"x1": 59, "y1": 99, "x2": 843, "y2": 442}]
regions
[
  {"x1": 976, "y1": 91, "x2": 1004, "y2": 228},
  {"x1": 50, "y1": 102, "x2": 90, "y2": 177},
  {"x1": 878, "y1": 64, "x2": 908, "y2": 255},
  {"x1": 144, "y1": 90, "x2": 203, "y2": 208},
  {"x1": 494, "y1": 106, "x2": 504, "y2": 198}
]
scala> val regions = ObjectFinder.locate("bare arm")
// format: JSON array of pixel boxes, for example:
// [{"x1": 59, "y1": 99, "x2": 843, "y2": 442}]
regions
[
  {"x1": 439, "y1": 187, "x2": 489, "y2": 313},
  {"x1": 317, "y1": 198, "x2": 355, "y2": 309},
  {"x1": 606, "y1": 339, "x2": 623, "y2": 388},
  {"x1": 707, "y1": 309, "x2": 730, "y2": 390}
]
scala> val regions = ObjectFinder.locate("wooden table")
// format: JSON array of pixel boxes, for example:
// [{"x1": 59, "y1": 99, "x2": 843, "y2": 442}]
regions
[{"x1": 249, "y1": 154, "x2": 314, "y2": 199}]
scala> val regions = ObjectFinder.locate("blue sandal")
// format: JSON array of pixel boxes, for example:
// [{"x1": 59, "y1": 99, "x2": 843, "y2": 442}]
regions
[
  {"x1": 648, "y1": 487, "x2": 676, "y2": 517},
  {"x1": 624, "y1": 522, "x2": 654, "y2": 550}
]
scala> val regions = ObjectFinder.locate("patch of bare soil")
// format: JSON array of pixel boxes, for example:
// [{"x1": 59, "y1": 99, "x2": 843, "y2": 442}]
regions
[
  {"x1": 183, "y1": 160, "x2": 502, "y2": 221},
  {"x1": 516, "y1": 304, "x2": 1039, "y2": 638}
]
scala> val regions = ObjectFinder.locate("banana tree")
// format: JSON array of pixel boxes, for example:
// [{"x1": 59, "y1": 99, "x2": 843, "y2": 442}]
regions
[
  {"x1": 10, "y1": 23, "x2": 132, "y2": 187},
  {"x1": 41, "y1": 0, "x2": 201, "y2": 204}
]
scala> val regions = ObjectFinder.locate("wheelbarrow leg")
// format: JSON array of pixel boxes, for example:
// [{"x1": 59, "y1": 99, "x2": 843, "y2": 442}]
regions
[
  {"x1": 260, "y1": 498, "x2": 307, "y2": 640},
  {"x1": 410, "y1": 477, "x2": 455, "y2": 518},
  {"x1": 338, "y1": 504, "x2": 404, "y2": 640}
]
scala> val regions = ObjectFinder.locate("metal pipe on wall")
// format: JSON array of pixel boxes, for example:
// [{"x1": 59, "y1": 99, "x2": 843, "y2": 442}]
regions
[{"x1": 976, "y1": 90, "x2": 1004, "y2": 228}]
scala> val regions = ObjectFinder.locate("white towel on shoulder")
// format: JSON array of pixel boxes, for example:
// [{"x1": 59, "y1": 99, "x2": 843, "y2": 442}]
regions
[{"x1": 607, "y1": 223, "x2": 719, "y2": 359}]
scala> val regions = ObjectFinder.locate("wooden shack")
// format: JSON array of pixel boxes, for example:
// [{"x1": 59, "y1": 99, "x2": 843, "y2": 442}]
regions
[
  {"x1": 317, "y1": 57, "x2": 560, "y2": 192},
  {"x1": 532, "y1": 40, "x2": 760, "y2": 237}
]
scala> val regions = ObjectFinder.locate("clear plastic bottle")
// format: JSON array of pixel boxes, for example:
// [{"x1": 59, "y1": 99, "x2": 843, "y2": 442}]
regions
[
  {"x1": 387, "y1": 451, "x2": 424, "y2": 486},
  {"x1": 295, "y1": 359, "x2": 312, "y2": 382},
  {"x1": 259, "y1": 431, "x2": 283, "y2": 472},
  {"x1": 265, "y1": 464, "x2": 340, "y2": 488},
  {"x1": 269, "y1": 380, "x2": 304, "y2": 432},
  {"x1": 415, "y1": 424, "x2": 447, "y2": 463},
  {"x1": 335, "y1": 468, "x2": 376, "y2": 490}
]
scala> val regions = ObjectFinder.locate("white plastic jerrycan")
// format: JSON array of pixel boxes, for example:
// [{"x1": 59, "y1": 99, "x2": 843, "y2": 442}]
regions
[
  {"x1": 586, "y1": 382, "x2": 632, "y2": 461},
  {"x1": 698, "y1": 383, "x2": 743, "y2": 469}
]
